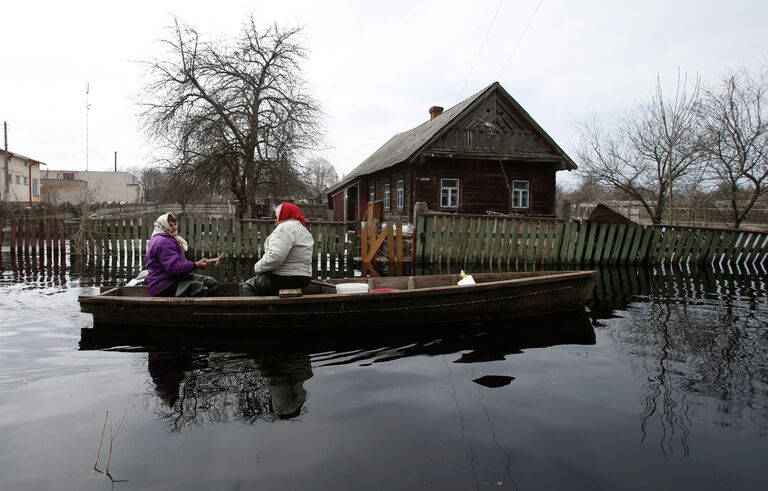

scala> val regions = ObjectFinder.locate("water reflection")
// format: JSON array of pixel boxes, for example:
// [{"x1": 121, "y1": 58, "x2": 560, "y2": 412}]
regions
[
  {"x1": 590, "y1": 264, "x2": 768, "y2": 455},
  {"x1": 81, "y1": 310, "x2": 595, "y2": 432},
  {"x1": 144, "y1": 351, "x2": 313, "y2": 430},
  {"x1": 5, "y1": 250, "x2": 767, "y2": 466}
]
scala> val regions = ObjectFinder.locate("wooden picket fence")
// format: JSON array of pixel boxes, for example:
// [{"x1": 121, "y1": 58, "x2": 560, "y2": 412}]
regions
[
  {"x1": 5, "y1": 218, "x2": 68, "y2": 263},
  {"x1": 5, "y1": 215, "x2": 768, "y2": 272},
  {"x1": 79, "y1": 216, "x2": 354, "y2": 277},
  {"x1": 415, "y1": 214, "x2": 768, "y2": 269},
  {"x1": 4, "y1": 216, "x2": 352, "y2": 277}
]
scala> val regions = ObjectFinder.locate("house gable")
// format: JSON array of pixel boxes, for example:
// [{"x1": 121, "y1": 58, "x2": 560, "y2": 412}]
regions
[{"x1": 424, "y1": 87, "x2": 570, "y2": 165}]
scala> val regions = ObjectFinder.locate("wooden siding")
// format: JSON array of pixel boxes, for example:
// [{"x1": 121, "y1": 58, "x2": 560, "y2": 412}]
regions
[
  {"x1": 331, "y1": 191, "x2": 345, "y2": 222},
  {"x1": 412, "y1": 158, "x2": 557, "y2": 217},
  {"x1": 364, "y1": 163, "x2": 412, "y2": 222},
  {"x1": 426, "y1": 92, "x2": 559, "y2": 159}
]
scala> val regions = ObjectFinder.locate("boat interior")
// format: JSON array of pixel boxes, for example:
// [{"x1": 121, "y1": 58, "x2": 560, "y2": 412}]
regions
[{"x1": 96, "y1": 271, "x2": 579, "y2": 297}]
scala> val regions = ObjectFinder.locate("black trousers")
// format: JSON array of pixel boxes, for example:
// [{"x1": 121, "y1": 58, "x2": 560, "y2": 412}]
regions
[{"x1": 243, "y1": 272, "x2": 311, "y2": 296}]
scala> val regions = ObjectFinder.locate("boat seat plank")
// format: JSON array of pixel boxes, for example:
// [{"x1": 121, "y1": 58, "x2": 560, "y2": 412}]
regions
[{"x1": 279, "y1": 289, "x2": 303, "y2": 298}]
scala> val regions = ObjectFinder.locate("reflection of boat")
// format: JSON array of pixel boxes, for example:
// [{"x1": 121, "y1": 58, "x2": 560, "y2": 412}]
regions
[
  {"x1": 80, "y1": 309, "x2": 595, "y2": 429},
  {"x1": 79, "y1": 308, "x2": 596, "y2": 360},
  {"x1": 78, "y1": 271, "x2": 597, "y2": 328}
]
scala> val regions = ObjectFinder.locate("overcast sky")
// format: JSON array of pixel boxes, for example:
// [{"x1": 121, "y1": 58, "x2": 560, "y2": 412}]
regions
[{"x1": 2, "y1": 0, "x2": 766, "y2": 188}]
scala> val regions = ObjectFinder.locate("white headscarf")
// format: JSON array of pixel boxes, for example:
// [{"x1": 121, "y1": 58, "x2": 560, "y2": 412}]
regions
[{"x1": 152, "y1": 212, "x2": 189, "y2": 251}]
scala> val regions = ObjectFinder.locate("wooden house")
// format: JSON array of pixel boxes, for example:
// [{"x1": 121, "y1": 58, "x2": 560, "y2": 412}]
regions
[{"x1": 326, "y1": 82, "x2": 576, "y2": 225}]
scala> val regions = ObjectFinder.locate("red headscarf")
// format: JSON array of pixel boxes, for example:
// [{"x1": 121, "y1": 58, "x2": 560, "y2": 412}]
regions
[{"x1": 276, "y1": 202, "x2": 307, "y2": 227}]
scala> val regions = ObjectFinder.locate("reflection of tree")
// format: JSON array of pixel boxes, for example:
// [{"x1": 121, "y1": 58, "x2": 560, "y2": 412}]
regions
[
  {"x1": 146, "y1": 352, "x2": 313, "y2": 432},
  {"x1": 638, "y1": 304, "x2": 692, "y2": 457},
  {"x1": 594, "y1": 265, "x2": 768, "y2": 453}
]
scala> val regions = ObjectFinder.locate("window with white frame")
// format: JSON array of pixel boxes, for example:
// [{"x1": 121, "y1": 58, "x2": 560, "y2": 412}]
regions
[
  {"x1": 15, "y1": 175, "x2": 20, "y2": 184},
  {"x1": 369, "y1": 185, "x2": 375, "y2": 202},
  {"x1": 32, "y1": 179, "x2": 39, "y2": 197},
  {"x1": 23, "y1": 176, "x2": 28, "y2": 185},
  {"x1": 512, "y1": 180, "x2": 529, "y2": 208},
  {"x1": 396, "y1": 180, "x2": 404, "y2": 208},
  {"x1": 440, "y1": 178, "x2": 459, "y2": 208},
  {"x1": 384, "y1": 184, "x2": 391, "y2": 209}
]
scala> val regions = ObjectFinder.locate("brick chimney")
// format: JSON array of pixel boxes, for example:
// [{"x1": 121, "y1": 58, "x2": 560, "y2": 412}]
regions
[{"x1": 429, "y1": 106, "x2": 444, "y2": 120}]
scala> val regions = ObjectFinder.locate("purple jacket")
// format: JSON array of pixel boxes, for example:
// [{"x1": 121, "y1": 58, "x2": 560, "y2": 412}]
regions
[{"x1": 145, "y1": 233, "x2": 196, "y2": 296}]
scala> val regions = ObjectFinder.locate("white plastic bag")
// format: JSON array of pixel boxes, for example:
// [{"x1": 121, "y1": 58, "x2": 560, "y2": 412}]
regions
[{"x1": 457, "y1": 270, "x2": 475, "y2": 286}]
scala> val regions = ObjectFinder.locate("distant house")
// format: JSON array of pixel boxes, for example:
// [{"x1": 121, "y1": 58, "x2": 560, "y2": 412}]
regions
[
  {"x1": 326, "y1": 82, "x2": 576, "y2": 225},
  {"x1": 1, "y1": 149, "x2": 44, "y2": 205},
  {"x1": 41, "y1": 170, "x2": 142, "y2": 205}
]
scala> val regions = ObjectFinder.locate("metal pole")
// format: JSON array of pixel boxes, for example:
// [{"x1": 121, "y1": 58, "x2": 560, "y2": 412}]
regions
[
  {"x1": 3, "y1": 121, "x2": 8, "y2": 201},
  {"x1": 114, "y1": 151, "x2": 117, "y2": 172},
  {"x1": 85, "y1": 82, "x2": 90, "y2": 172}
]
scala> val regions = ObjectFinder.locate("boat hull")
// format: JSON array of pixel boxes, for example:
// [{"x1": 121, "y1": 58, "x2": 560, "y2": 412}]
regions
[{"x1": 78, "y1": 271, "x2": 597, "y2": 329}]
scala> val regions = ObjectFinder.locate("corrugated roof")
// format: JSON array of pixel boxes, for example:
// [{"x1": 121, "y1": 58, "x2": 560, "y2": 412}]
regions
[{"x1": 0, "y1": 149, "x2": 45, "y2": 165}]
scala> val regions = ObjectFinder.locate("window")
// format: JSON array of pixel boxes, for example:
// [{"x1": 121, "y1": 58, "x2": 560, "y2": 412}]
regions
[
  {"x1": 383, "y1": 184, "x2": 391, "y2": 209},
  {"x1": 23, "y1": 176, "x2": 28, "y2": 185},
  {"x1": 369, "y1": 185, "x2": 375, "y2": 202},
  {"x1": 32, "y1": 179, "x2": 39, "y2": 197},
  {"x1": 396, "y1": 180, "x2": 404, "y2": 208},
  {"x1": 512, "y1": 180, "x2": 529, "y2": 208},
  {"x1": 15, "y1": 175, "x2": 20, "y2": 184},
  {"x1": 440, "y1": 178, "x2": 459, "y2": 208}
]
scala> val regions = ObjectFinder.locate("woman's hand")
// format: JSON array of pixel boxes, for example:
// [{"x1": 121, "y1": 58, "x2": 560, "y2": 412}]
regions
[{"x1": 195, "y1": 259, "x2": 210, "y2": 269}]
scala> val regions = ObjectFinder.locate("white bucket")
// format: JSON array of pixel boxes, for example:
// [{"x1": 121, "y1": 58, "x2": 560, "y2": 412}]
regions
[{"x1": 335, "y1": 283, "x2": 369, "y2": 294}]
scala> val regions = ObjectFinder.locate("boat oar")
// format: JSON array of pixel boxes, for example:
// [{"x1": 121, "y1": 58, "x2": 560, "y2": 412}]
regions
[{"x1": 311, "y1": 279, "x2": 337, "y2": 289}]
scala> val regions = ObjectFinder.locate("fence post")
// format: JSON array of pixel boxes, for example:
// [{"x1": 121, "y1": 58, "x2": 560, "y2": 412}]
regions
[{"x1": 413, "y1": 202, "x2": 428, "y2": 267}]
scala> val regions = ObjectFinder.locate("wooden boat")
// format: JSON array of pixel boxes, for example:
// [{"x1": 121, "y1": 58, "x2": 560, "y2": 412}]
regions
[
  {"x1": 78, "y1": 270, "x2": 598, "y2": 329},
  {"x1": 79, "y1": 307, "x2": 597, "y2": 353}
]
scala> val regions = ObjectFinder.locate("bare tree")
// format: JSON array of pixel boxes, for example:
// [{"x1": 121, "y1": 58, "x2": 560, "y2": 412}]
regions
[
  {"x1": 140, "y1": 15, "x2": 322, "y2": 218},
  {"x1": 577, "y1": 74, "x2": 704, "y2": 224},
  {"x1": 302, "y1": 157, "x2": 338, "y2": 202},
  {"x1": 137, "y1": 167, "x2": 167, "y2": 203},
  {"x1": 700, "y1": 66, "x2": 768, "y2": 229}
]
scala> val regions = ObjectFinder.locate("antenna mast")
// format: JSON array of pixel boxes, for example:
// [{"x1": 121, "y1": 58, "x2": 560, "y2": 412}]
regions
[{"x1": 85, "y1": 82, "x2": 90, "y2": 172}]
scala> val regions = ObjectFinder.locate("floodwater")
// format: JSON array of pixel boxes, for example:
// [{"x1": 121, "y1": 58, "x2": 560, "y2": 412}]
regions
[{"x1": 1, "y1": 254, "x2": 766, "y2": 490}]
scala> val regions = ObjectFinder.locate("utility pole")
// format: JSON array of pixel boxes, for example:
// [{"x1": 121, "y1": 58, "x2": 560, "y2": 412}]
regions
[
  {"x1": 3, "y1": 121, "x2": 8, "y2": 202},
  {"x1": 85, "y1": 82, "x2": 90, "y2": 172},
  {"x1": 668, "y1": 161, "x2": 674, "y2": 225}
]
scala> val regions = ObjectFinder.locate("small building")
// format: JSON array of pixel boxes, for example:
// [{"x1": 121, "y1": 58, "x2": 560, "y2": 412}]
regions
[
  {"x1": 1, "y1": 149, "x2": 44, "y2": 205},
  {"x1": 41, "y1": 170, "x2": 142, "y2": 205},
  {"x1": 326, "y1": 82, "x2": 576, "y2": 225}
]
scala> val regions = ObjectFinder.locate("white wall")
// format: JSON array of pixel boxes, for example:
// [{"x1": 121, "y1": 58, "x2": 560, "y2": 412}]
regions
[
  {"x1": 1, "y1": 150, "x2": 42, "y2": 204},
  {"x1": 42, "y1": 170, "x2": 142, "y2": 204}
]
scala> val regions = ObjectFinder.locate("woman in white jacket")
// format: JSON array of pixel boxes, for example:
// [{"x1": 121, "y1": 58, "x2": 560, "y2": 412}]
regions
[{"x1": 243, "y1": 202, "x2": 314, "y2": 296}]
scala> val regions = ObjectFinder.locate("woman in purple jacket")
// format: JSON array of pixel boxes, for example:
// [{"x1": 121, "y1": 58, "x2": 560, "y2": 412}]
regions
[{"x1": 145, "y1": 213, "x2": 217, "y2": 297}]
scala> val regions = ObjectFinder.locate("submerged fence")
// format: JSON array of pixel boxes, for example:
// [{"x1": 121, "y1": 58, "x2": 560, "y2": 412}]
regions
[
  {"x1": 4, "y1": 216, "x2": 353, "y2": 277},
  {"x1": 4, "y1": 214, "x2": 768, "y2": 271},
  {"x1": 4, "y1": 218, "x2": 68, "y2": 263},
  {"x1": 414, "y1": 214, "x2": 768, "y2": 269}
]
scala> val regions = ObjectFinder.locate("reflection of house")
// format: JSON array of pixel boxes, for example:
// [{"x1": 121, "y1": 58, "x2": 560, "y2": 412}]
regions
[
  {"x1": 326, "y1": 82, "x2": 576, "y2": 225},
  {"x1": 41, "y1": 170, "x2": 143, "y2": 205},
  {"x1": 1, "y1": 149, "x2": 43, "y2": 204}
]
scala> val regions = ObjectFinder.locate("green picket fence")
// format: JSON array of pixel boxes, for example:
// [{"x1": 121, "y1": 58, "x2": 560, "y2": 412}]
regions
[
  {"x1": 73, "y1": 216, "x2": 353, "y2": 278},
  {"x1": 414, "y1": 214, "x2": 768, "y2": 268}
]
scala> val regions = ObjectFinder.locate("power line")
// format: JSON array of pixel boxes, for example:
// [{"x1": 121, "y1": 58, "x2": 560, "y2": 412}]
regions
[
  {"x1": 458, "y1": 0, "x2": 505, "y2": 99},
  {"x1": 497, "y1": 0, "x2": 545, "y2": 80}
]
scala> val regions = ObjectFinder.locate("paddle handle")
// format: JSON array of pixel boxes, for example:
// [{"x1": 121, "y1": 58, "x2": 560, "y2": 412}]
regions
[{"x1": 311, "y1": 279, "x2": 337, "y2": 289}]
